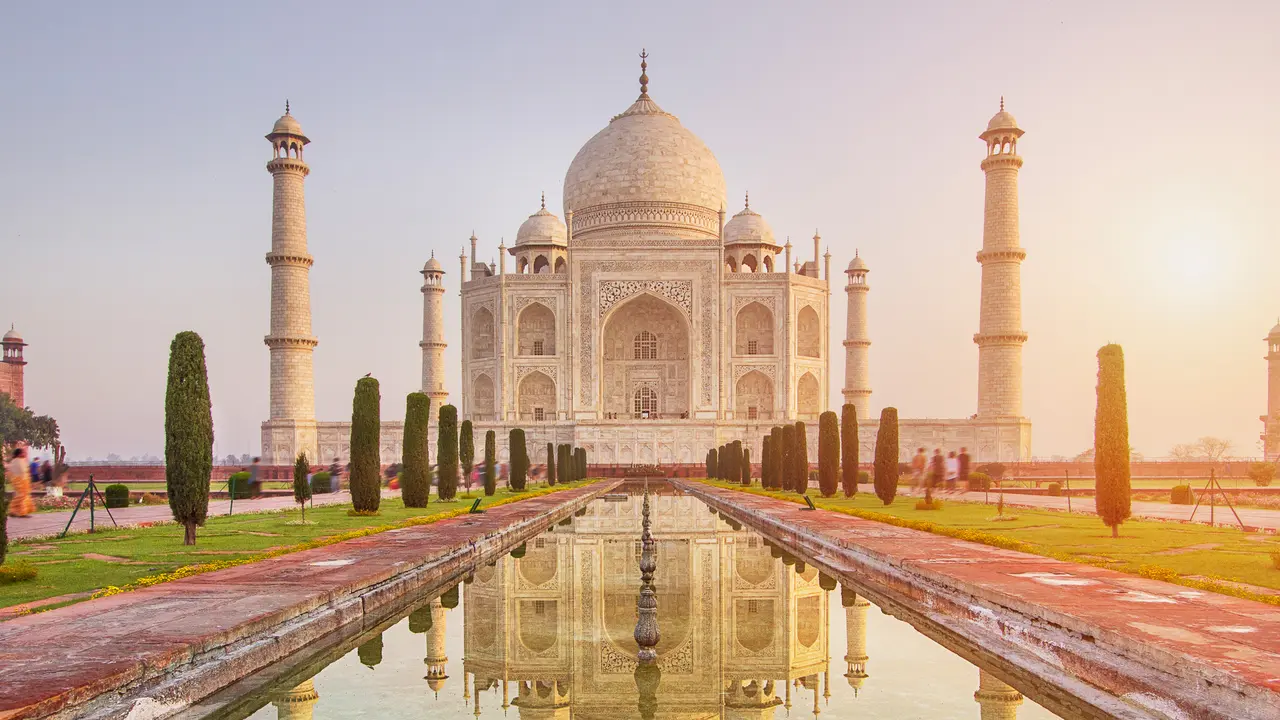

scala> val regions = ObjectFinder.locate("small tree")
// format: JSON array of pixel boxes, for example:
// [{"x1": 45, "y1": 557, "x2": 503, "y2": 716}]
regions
[
  {"x1": 165, "y1": 331, "x2": 214, "y2": 545},
  {"x1": 0, "y1": 458, "x2": 7, "y2": 563},
  {"x1": 761, "y1": 435, "x2": 773, "y2": 489},
  {"x1": 741, "y1": 446, "x2": 751, "y2": 486},
  {"x1": 818, "y1": 411, "x2": 839, "y2": 497},
  {"x1": 576, "y1": 447, "x2": 586, "y2": 480},
  {"x1": 706, "y1": 447, "x2": 717, "y2": 479},
  {"x1": 558, "y1": 444, "x2": 570, "y2": 484},
  {"x1": 781, "y1": 424, "x2": 796, "y2": 492},
  {"x1": 460, "y1": 420, "x2": 475, "y2": 494},
  {"x1": 793, "y1": 422, "x2": 809, "y2": 494},
  {"x1": 873, "y1": 407, "x2": 899, "y2": 506},
  {"x1": 770, "y1": 427, "x2": 783, "y2": 490},
  {"x1": 546, "y1": 442, "x2": 557, "y2": 486},
  {"x1": 349, "y1": 377, "x2": 382, "y2": 513},
  {"x1": 509, "y1": 429, "x2": 528, "y2": 491},
  {"x1": 727, "y1": 440, "x2": 741, "y2": 484},
  {"x1": 293, "y1": 451, "x2": 312, "y2": 523},
  {"x1": 437, "y1": 405, "x2": 459, "y2": 501},
  {"x1": 400, "y1": 393, "x2": 431, "y2": 508},
  {"x1": 841, "y1": 404, "x2": 858, "y2": 497},
  {"x1": 483, "y1": 430, "x2": 497, "y2": 496},
  {"x1": 1094, "y1": 344, "x2": 1131, "y2": 538}
]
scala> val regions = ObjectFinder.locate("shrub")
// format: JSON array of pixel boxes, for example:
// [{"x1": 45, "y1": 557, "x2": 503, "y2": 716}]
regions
[
  {"x1": 1046, "y1": 482, "x2": 1062, "y2": 497},
  {"x1": 793, "y1": 422, "x2": 808, "y2": 493},
  {"x1": 293, "y1": 452, "x2": 312, "y2": 521},
  {"x1": 104, "y1": 483, "x2": 130, "y2": 508},
  {"x1": 982, "y1": 463, "x2": 1007, "y2": 482},
  {"x1": 228, "y1": 471, "x2": 252, "y2": 499},
  {"x1": 576, "y1": 447, "x2": 586, "y2": 480},
  {"x1": 310, "y1": 471, "x2": 331, "y2": 495},
  {"x1": 761, "y1": 436, "x2": 773, "y2": 489},
  {"x1": 349, "y1": 377, "x2": 382, "y2": 513},
  {"x1": 509, "y1": 428, "x2": 528, "y2": 491},
  {"x1": 401, "y1": 393, "x2": 430, "y2": 507},
  {"x1": 1170, "y1": 485, "x2": 1195, "y2": 505},
  {"x1": 546, "y1": 442, "x2": 557, "y2": 486},
  {"x1": 511, "y1": 542, "x2": 527, "y2": 558},
  {"x1": 841, "y1": 404, "x2": 858, "y2": 497},
  {"x1": 706, "y1": 448, "x2": 717, "y2": 479},
  {"x1": 858, "y1": 470, "x2": 870, "y2": 484},
  {"x1": 818, "y1": 410, "x2": 839, "y2": 497},
  {"x1": 558, "y1": 444, "x2": 570, "y2": 485},
  {"x1": 874, "y1": 407, "x2": 899, "y2": 506},
  {"x1": 1094, "y1": 344, "x2": 1131, "y2": 537},
  {"x1": 968, "y1": 472, "x2": 992, "y2": 491},
  {"x1": 741, "y1": 446, "x2": 751, "y2": 486},
  {"x1": 165, "y1": 331, "x2": 214, "y2": 545},
  {"x1": 1272, "y1": 551, "x2": 1280, "y2": 571},
  {"x1": 781, "y1": 424, "x2": 796, "y2": 492},
  {"x1": 726, "y1": 440, "x2": 741, "y2": 485},
  {"x1": 0, "y1": 561, "x2": 37, "y2": 585},
  {"x1": 483, "y1": 430, "x2": 496, "y2": 496},
  {"x1": 1248, "y1": 462, "x2": 1276, "y2": 487},
  {"x1": 769, "y1": 426, "x2": 783, "y2": 490},
  {"x1": 460, "y1": 420, "x2": 475, "y2": 493},
  {"x1": 914, "y1": 498, "x2": 943, "y2": 510},
  {"x1": 436, "y1": 405, "x2": 459, "y2": 501}
]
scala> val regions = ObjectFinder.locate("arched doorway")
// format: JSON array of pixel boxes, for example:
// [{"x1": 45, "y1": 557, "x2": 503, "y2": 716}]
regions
[
  {"x1": 735, "y1": 370, "x2": 774, "y2": 421},
  {"x1": 471, "y1": 307, "x2": 494, "y2": 359},
  {"x1": 735, "y1": 302, "x2": 774, "y2": 355},
  {"x1": 601, "y1": 293, "x2": 690, "y2": 419},
  {"x1": 797, "y1": 372, "x2": 820, "y2": 418},
  {"x1": 518, "y1": 371, "x2": 556, "y2": 422},
  {"x1": 517, "y1": 302, "x2": 555, "y2": 356},
  {"x1": 797, "y1": 306, "x2": 821, "y2": 358},
  {"x1": 472, "y1": 373, "x2": 495, "y2": 420}
]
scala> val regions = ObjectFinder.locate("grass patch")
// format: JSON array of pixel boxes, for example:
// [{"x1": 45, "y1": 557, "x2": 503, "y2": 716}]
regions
[
  {"x1": 701, "y1": 480, "x2": 1280, "y2": 606},
  {"x1": 1, "y1": 481, "x2": 597, "y2": 612},
  {"x1": 0, "y1": 562, "x2": 38, "y2": 585}
]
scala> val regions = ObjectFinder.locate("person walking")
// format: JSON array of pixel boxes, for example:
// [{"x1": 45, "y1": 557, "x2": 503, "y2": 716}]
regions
[
  {"x1": 957, "y1": 447, "x2": 971, "y2": 491},
  {"x1": 6, "y1": 447, "x2": 35, "y2": 517},
  {"x1": 928, "y1": 449, "x2": 945, "y2": 496},
  {"x1": 944, "y1": 451, "x2": 959, "y2": 493},
  {"x1": 329, "y1": 458, "x2": 342, "y2": 494},
  {"x1": 248, "y1": 457, "x2": 262, "y2": 499},
  {"x1": 910, "y1": 448, "x2": 927, "y2": 494}
]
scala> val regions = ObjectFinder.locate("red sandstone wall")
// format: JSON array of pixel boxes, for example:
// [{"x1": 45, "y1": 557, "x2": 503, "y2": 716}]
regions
[{"x1": 0, "y1": 363, "x2": 23, "y2": 407}]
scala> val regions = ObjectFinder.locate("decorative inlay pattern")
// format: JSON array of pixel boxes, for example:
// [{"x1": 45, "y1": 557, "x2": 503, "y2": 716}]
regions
[
  {"x1": 599, "y1": 280, "x2": 692, "y2": 318},
  {"x1": 515, "y1": 295, "x2": 557, "y2": 315},
  {"x1": 733, "y1": 295, "x2": 777, "y2": 314},
  {"x1": 733, "y1": 364, "x2": 776, "y2": 381},
  {"x1": 516, "y1": 365, "x2": 558, "y2": 384}
]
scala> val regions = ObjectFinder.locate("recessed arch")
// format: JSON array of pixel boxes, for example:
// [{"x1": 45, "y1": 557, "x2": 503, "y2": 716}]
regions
[
  {"x1": 797, "y1": 305, "x2": 821, "y2": 358},
  {"x1": 554, "y1": 257, "x2": 566, "y2": 273},
  {"x1": 726, "y1": 256, "x2": 738, "y2": 273},
  {"x1": 797, "y1": 372, "x2": 820, "y2": 417},
  {"x1": 517, "y1": 302, "x2": 555, "y2": 356},
  {"x1": 471, "y1": 307, "x2": 494, "y2": 359},
  {"x1": 601, "y1": 292, "x2": 690, "y2": 420},
  {"x1": 735, "y1": 302, "x2": 774, "y2": 355},
  {"x1": 533, "y1": 255, "x2": 550, "y2": 274},
  {"x1": 741, "y1": 254, "x2": 758, "y2": 273},
  {"x1": 516, "y1": 256, "x2": 530, "y2": 274},
  {"x1": 517, "y1": 599, "x2": 558, "y2": 654},
  {"x1": 472, "y1": 373, "x2": 495, "y2": 419},
  {"x1": 735, "y1": 370, "x2": 774, "y2": 420},
  {"x1": 763, "y1": 255, "x2": 774, "y2": 273},
  {"x1": 517, "y1": 371, "x2": 556, "y2": 422}
]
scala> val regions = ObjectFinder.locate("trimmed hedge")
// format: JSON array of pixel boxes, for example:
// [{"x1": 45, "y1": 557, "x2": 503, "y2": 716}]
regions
[
  {"x1": 483, "y1": 430, "x2": 497, "y2": 496},
  {"x1": 1170, "y1": 485, "x2": 1194, "y2": 505},
  {"x1": 509, "y1": 428, "x2": 528, "y2": 491},
  {"x1": 706, "y1": 448, "x2": 717, "y2": 479},
  {"x1": 349, "y1": 377, "x2": 382, "y2": 513},
  {"x1": 793, "y1": 422, "x2": 808, "y2": 494},
  {"x1": 165, "y1": 331, "x2": 213, "y2": 545},
  {"x1": 818, "y1": 411, "x2": 839, "y2": 497},
  {"x1": 1046, "y1": 482, "x2": 1062, "y2": 497},
  {"x1": 228, "y1": 471, "x2": 252, "y2": 499},
  {"x1": 968, "y1": 471, "x2": 991, "y2": 491},
  {"x1": 310, "y1": 471, "x2": 331, "y2": 495},
  {"x1": 840, "y1": 404, "x2": 858, "y2": 497},
  {"x1": 104, "y1": 483, "x2": 130, "y2": 508},
  {"x1": 874, "y1": 407, "x2": 899, "y2": 506},
  {"x1": 401, "y1": 393, "x2": 431, "y2": 508},
  {"x1": 436, "y1": 405, "x2": 459, "y2": 501},
  {"x1": 1094, "y1": 344, "x2": 1131, "y2": 537}
]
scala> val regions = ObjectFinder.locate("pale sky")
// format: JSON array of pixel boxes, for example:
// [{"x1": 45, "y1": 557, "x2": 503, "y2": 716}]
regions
[{"x1": 2, "y1": 1, "x2": 1277, "y2": 460}]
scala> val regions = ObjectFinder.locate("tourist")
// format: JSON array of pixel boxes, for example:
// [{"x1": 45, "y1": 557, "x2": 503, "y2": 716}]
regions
[
  {"x1": 6, "y1": 446, "x2": 34, "y2": 517},
  {"x1": 957, "y1": 447, "x2": 971, "y2": 490},
  {"x1": 945, "y1": 451, "x2": 959, "y2": 492},
  {"x1": 910, "y1": 448, "x2": 927, "y2": 494},
  {"x1": 329, "y1": 458, "x2": 342, "y2": 493},
  {"x1": 248, "y1": 457, "x2": 262, "y2": 499},
  {"x1": 929, "y1": 449, "x2": 945, "y2": 494}
]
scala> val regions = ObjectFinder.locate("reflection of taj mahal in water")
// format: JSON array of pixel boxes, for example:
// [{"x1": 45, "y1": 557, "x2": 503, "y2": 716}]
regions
[
  {"x1": 265, "y1": 495, "x2": 1027, "y2": 719},
  {"x1": 260, "y1": 55, "x2": 1034, "y2": 466}
]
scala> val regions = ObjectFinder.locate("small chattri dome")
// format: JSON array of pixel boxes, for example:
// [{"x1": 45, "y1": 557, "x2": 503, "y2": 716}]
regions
[
  {"x1": 423, "y1": 256, "x2": 443, "y2": 273},
  {"x1": 2, "y1": 325, "x2": 21, "y2": 342},
  {"x1": 723, "y1": 195, "x2": 776, "y2": 246},
  {"x1": 272, "y1": 113, "x2": 303, "y2": 135},
  {"x1": 986, "y1": 97, "x2": 1019, "y2": 132},
  {"x1": 847, "y1": 253, "x2": 868, "y2": 272},
  {"x1": 515, "y1": 195, "x2": 567, "y2": 247},
  {"x1": 1269, "y1": 320, "x2": 1280, "y2": 337}
]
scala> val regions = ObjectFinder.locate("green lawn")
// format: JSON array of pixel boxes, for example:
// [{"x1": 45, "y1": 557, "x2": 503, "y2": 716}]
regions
[
  {"x1": 1, "y1": 482, "x2": 593, "y2": 611},
  {"x1": 703, "y1": 481, "x2": 1280, "y2": 598},
  {"x1": 1001, "y1": 476, "x2": 1261, "y2": 491}
]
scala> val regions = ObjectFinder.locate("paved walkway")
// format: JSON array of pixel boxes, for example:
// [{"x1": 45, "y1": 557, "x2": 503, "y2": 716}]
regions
[
  {"x1": 8, "y1": 491, "x2": 376, "y2": 540},
  {"x1": 0, "y1": 481, "x2": 616, "y2": 720},
  {"x1": 950, "y1": 490, "x2": 1280, "y2": 531},
  {"x1": 683, "y1": 481, "x2": 1280, "y2": 720}
]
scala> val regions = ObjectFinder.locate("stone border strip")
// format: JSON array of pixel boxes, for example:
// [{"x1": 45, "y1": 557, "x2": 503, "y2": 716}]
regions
[
  {"x1": 677, "y1": 480, "x2": 1280, "y2": 720},
  {"x1": 0, "y1": 481, "x2": 619, "y2": 720}
]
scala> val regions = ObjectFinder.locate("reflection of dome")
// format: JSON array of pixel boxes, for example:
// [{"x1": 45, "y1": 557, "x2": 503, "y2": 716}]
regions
[
  {"x1": 516, "y1": 198, "x2": 568, "y2": 247},
  {"x1": 426, "y1": 677, "x2": 446, "y2": 693},
  {"x1": 724, "y1": 197, "x2": 776, "y2": 246}
]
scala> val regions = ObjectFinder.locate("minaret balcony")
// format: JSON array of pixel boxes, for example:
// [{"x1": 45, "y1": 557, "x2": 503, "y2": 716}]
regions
[
  {"x1": 975, "y1": 248, "x2": 1026, "y2": 264},
  {"x1": 973, "y1": 332, "x2": 1028, "y2": 346},
  {"x1": 264, "y1": 335, "x2": 319, "y2": 349},
  {"x1": 265, "y1": 251, "x2": 315, "y2": 268},
  {"x1": 266, "y1": 157, "x2": 310, "y2": 175}
]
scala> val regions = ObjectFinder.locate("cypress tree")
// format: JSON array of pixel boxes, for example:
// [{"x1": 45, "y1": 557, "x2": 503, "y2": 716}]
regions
[
  {"x1": 557, "y1": 444, "x2": 569, "y2": 484},
  {"x1": 483, "y1": 430, "x2": 497, "y2": 496},
  {"x1": 794, "y1": 421, "x2": 809, "y2": 494},
  {"x1": 741, "y1": 446, "x2": 751, "y2": 486},
  {"x1": 1095, "y1": 344, "x2": 1132, "y2": 538},
  {"x1": 841, "y1": 403, "x2": 858, "y2": 497},
  {"x1": 293, "y1": 451, "x2": 312, "y2": 522},
  {"x1": 706, "y1": 447, "x2": 717, "y2": 479},
  {"x1": 576, "y1": 447, "x2": 586, "y2": 480},
  {"x1": 165, "y1": 331, "x2": 214, "y2": 545},
  {"x1": 780, "y1": 424, "x2": 796, "y2": 492},
  {"x1": 727, "y1": 440, "x2": 740, "y2": 483},
  {"x1": 546, "y1": 442, "x2": 557, "y2": 485},
  {"x1": 437, "y1": 405, "x2": 459, "y2": 500},
  {"x1": 873, "y1": 407, "x2": 899, "y2": 506},
  {"x1": 460, "y1": 420, "x2": 475, "y2": 493},
  {"x1": 509, "y1": 428, "x2": 528, "y2": 491},
  {"x1": 1, "y1": 454, "x2": 8, "y2": 563},
  {"x1": 818, "y1": 410, "x2": 839, "y2": 497},
  {"x1": 761, "y1": 435, "x2": 773, "y2": 489},
  {"x1": 400, "y1": 392, "x2": 431, "y2": 508},
  {"x1": 358, "y1": 634, "x2": 384, "y2": 668},
  {"x1": 770, "y1": 426, "x2": 783, "y2": 489},
  {"x1": 349, "y1": 377, "x2": 382, "y2": 513}
]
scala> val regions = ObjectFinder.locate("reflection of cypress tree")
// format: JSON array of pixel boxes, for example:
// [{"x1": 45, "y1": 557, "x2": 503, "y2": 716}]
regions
[
  {"x1": 358, "y1": 633, "x2": 384, "y2": 668},
  {"x1": 794, "y1": 561, "x2": 806, "y2": 574},
  {"x1": 440, "y1": 584, "x2": 460, "y2": 609},
  {"x1": 510, "y1": 542, "x2": 527, "y2": 559},
  {"x1": 781, "y1": 552, "x2": 796, "y2": 566},
  {"x1": 770, "y1": 545, "x2": 783, "y2": 559},
  {"x1": 408, "y1": 606, "x2": 433, "y2": 633},
  {"x1": 819, "y1": 573, "x2": 838, "y2": 591}
]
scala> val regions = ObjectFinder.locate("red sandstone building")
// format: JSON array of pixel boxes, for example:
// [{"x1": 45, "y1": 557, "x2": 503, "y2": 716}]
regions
[{"x1": 1, "y1": 326, "x2": 26, "y2": 407}]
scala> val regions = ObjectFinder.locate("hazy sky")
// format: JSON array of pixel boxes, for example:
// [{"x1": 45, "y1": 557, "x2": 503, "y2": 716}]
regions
[{"x1": 2, "y1": 2, "x2": 1277, "y2": 460}]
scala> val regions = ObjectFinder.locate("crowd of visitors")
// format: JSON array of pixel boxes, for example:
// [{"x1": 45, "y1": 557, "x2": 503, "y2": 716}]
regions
[{"x1": 908, "y1": 446, "x2": 971, "y2": 495}]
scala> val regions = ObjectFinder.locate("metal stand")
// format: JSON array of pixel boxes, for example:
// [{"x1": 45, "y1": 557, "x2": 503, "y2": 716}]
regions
[
  {"x1": 59, "y1": 473, "x2": 119, "y2": 538},
  {"x1": 1064, "y1": 470, "x2": 1072, "y2": 513},
  {"x1": 1188, "y1": 468, "x2": 1245, "y2": 529}
]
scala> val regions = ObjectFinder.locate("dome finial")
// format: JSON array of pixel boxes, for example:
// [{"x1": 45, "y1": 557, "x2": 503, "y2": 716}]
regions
[
  {"x1": 540, "y1": 191, "x2": 546, "y2": 210},
  {"x1": 285, "y1": 99, "x2": 291, "y2": 115},
  {"x1": 999, "y1": 95, "x2": 1005, "y2": 112},
  {"x1": 744, "y1": 191, "x2": 750, "y2": 209},
  {"x1": 638, "y1": 48, "x2": 650, "y2": 98}
]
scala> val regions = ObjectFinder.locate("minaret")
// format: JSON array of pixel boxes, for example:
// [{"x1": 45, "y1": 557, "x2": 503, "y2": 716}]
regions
[
  {"x1": 1, "y1": 326, "x2": 27, "y2": 407},
  {"x1": 974, "y1": 670, "x2": 1023, "y2": 720},
  {"x1": 842, "y1": 253, "x2": 871, "y2": 419},
  {"x1": 271, "y1": 679, "x2": 320, "y2": 720},
  {"x1": 420, "y1": 255, "x2": 448, "y2": 408},
  {"x1": 263, "y1": 103, "x2": 318, "y2": 464},
  {"x1": 841, "y1": 589, "x2": 870, "y2": 693},
  {"x1": 975, "y1": 98, "x2": 1028, "y2": 418},
  {"x1": 424, "y1": 597, "x2": 449, "y2": 696},
  {"x1": 1263, "y1": 321, "x2": 1280, "y2": 460}
]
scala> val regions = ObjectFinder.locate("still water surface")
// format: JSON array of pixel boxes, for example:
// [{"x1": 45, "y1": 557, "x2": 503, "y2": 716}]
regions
[{"x1": 225, "y1": 493, "x2": 1061, "y2": 719}]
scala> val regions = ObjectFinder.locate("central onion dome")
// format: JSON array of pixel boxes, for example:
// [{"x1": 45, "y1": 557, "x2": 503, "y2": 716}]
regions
[{"x1": 562, "y1": 52, "x2": 726, "y2": 240}]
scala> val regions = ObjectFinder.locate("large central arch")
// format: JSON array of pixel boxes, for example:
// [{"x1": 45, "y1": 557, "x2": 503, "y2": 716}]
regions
[{"x1": 601, "y1": 293, "x2": 691, "y2": 419}]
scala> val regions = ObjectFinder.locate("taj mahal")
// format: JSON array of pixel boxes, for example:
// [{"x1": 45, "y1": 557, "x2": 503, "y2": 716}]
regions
[{"x1": 259, "y1": 55, "x2": 1032, "y2": 467}]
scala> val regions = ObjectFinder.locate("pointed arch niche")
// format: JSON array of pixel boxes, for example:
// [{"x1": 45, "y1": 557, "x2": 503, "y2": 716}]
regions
[{"x1": 601, "y1": 293, "x2": 690, "y2": 419}]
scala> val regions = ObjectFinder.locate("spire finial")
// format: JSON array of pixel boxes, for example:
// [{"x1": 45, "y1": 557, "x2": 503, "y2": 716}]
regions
[
  {"x1": 540, "y1": 191, "x2": 546, "y2": 210},
  {"x1": 430, "y1": 250, "x2": 435, "y2": 258},
  {"x1": 638, "y1": 48, "x2": 650, "y2": 97},
  {"x1": 999, "y1": 95, "x2": 1005, "y2": 112},
  {"x1": 285, "y1": 99, "x2": 291, "y2": 115},
  {"x1": 744, "y1": 191, "x2": 750, "y2": 209}
]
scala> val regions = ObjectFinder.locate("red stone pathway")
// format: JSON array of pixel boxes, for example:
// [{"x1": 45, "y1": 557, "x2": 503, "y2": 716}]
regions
[
  {"x1": 0, "y1": 481, "x2": 615, "y2": 720},
  {"x1": 682, "y1": 481, "x2": 1280, "y2": 720}
]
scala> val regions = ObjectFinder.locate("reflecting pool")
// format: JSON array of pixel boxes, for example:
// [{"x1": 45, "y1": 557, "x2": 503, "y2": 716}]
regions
[{"x1": 204, "y1": 492, "x2": 1062, "y2": 719}]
